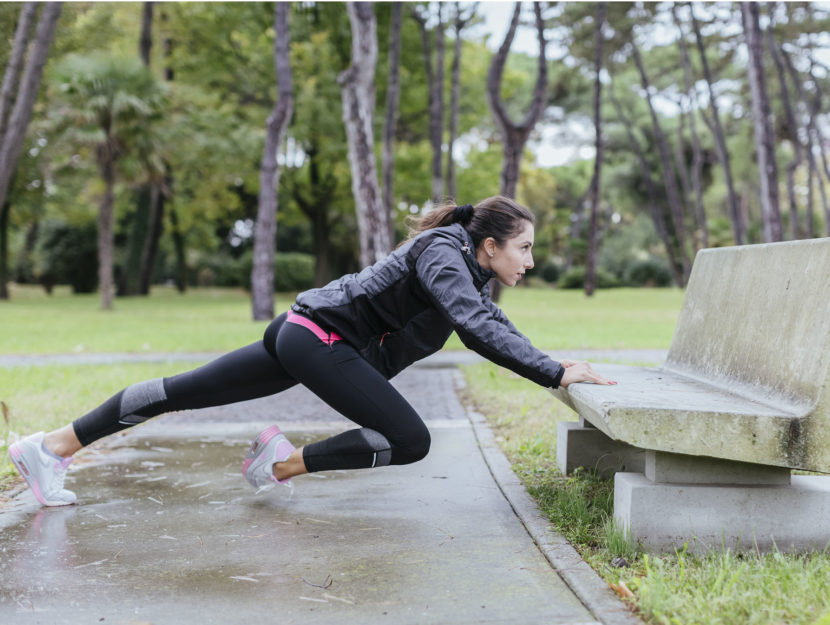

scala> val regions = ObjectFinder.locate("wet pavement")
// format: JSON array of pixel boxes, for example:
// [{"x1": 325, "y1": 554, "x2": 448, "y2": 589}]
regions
[{"x1": 0, "y1": 364, "x2": 628, "y2": 625}]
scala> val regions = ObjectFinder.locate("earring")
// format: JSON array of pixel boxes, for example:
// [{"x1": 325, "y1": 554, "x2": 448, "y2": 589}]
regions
[{"x1": 489, "y1": 252, "x2": 494, "y2": 257}]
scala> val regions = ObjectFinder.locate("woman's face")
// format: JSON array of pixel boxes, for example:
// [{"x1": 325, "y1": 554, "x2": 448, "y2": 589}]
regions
[{"x1": 480, "y1": 220, "x2": 535, "y2": 287}]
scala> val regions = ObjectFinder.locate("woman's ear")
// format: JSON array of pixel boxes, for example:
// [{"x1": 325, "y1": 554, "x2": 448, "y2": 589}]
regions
[{"x1": 483, "y1": 237, "x2": 497, "y2": 258}]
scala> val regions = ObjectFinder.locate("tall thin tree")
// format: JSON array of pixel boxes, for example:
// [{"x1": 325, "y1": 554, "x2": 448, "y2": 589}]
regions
[
  {"x1": 0, "y1": 2, "x2": 62, "y2": 300},
  {"x1": 381, "y1": 2, "x2": 402, "y2": 241},
  {"x1": 339, "y1": 2, "x2": 392, "y2": 268},
  {"x1": 486, "y1": 2, "x2": 547, "y2": 301},
  {"x1": 252, "y1": 2, "x2": 294, "y2": 321},
  {"x1": 631, "y1": 39, "x2": 690, "y2": 283},
  {"x1": 672, "y1": 3, "x2": 708, "y2": 249},
  {"x1": 689, "y1": 3, "x2": 744, "y2": 245},
  {"x1": 767, "y1": 3, "x2": 802, "y2": 239},
  {"x1": 413, "y1": 3, "x2": 446, "y2": 204},
  {"x1": 447, "y1": 3, "x2": 477, "y2": 200},
  {"x1": 486, "y1": 2, "x2": 547, "y2": 199},
  {"x1": 584, "y1": 2, "x2": 606, "y2": 297},
  {"x1": 742, "y1": 2, "x2": 783, "y2": 243}
]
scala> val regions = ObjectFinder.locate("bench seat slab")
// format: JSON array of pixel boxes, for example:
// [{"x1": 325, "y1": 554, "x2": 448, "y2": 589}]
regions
[{"x1": 550, "y1": 363, "x2": 819, "y2": 472}]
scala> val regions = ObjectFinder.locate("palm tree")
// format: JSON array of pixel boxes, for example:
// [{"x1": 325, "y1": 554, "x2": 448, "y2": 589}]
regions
[{"x1": 51, "y1": 53, "x2": 165, "y2": 310}]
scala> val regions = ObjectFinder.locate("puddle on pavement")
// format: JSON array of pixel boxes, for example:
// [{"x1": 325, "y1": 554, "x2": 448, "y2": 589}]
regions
[{"x1": 0, "y1": 429, "x2": 594, "y2": 625}]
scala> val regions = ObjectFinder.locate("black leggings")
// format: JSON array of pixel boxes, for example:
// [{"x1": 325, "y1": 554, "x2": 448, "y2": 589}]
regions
[{"x1": 72, "y1": 312, "x2": 430, "y2": 472}]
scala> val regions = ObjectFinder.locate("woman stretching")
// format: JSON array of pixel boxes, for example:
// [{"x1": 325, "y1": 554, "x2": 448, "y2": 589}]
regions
[{"x1": 9, "y1": 196, "x2": 615, "y2": 506}]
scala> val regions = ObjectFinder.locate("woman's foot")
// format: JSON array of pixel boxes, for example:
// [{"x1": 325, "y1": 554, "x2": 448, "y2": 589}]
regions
[
  {"x1": 242, "y1": 425, "x2": 295, "y2": 489},
  {"x1": 8, "y1": 432, "x2": 76, "y2": 506}
]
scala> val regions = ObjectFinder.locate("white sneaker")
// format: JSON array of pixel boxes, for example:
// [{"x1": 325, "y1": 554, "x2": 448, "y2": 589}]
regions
[
  {"x1": 9, "y1": 432, "x2": 77, "y2": 506},
  {"x1": 241, "y1": 425, "x2": 295, "y2": 489}
]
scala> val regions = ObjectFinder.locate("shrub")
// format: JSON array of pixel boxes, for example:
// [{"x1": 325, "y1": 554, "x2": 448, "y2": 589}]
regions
[
  {"x1": 539, "y1": 258, "x2": 561, "y2": 284},
  {"x1": 34, "y1": 220, "x2": 98, "y2": 294},
  {"x1": 194, "y1": 251, "x2": 315, "y2": 292},
  {"x1": 558, "y1": 265, "x2": 621, "y2": 289},
  {"x1": 624, "y1": 257, "x2": 674, "y2": 287}
]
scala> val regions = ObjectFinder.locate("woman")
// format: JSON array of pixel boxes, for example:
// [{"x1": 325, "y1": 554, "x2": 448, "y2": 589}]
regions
[{"x1": 10, "y1": 196, "x2": 615, "y2": 506}]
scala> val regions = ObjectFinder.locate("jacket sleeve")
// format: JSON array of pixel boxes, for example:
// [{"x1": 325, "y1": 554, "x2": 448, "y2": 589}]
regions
[{"x1": 416, "y1": 239, "x2": 565, "y2": 388}]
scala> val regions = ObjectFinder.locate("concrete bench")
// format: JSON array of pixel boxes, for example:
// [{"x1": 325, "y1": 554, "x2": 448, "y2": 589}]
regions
[{"x1": 550, "y1": 238, "x2": 830, "y2": 552}]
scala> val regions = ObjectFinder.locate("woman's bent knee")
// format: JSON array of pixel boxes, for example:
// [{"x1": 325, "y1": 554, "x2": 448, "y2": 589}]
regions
[{"x1": 393, "y1": 429, "x2": 431, "y2": 465}]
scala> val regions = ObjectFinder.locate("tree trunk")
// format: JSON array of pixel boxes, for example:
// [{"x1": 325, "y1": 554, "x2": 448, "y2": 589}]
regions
[
  {"x1": 631, "y1": 39, "x2": 690, "y2": 284},
  {"x1": 413, "y1": 4, "x2": 446, "y2": 204},
  {"x1": 609, "y1": 85, "x2": 685, "y2": 286},
  {"x1": 689, "y1": 3, "x2": 744, "y2": 245},
  {"x1": 0, "y1": 197, "x2": 9, "y2": 299},
  {"x1": 139, "y1": 178, "x2": 166, "y2": 294},
  {"x1": 742, "y1": 2, "x2": 782, "y2": 243},
  {"x1": 584, "y1": 2, "x2": 605, "y2": 298},
  {"x1": 140, "y1": 2, "x2": 153, "y2": 65},
  {"x1": 339, "y1": 2, "x2": 391, "y2": 268},
  {"x1": 672, "y1": 3, "x2": 707, "y2": 249},
  {"x1": 98, "y1": 155, "x2": 116, "y2": 310},
  {"x1": 766, "y1": 3, "x2": 801, "y2": 240},
  {"x1": 781, "y1": 45, "x2": 819, "y2": 238},
  {"x1": 486, "y1": 2, "x2": 548, "y2": 200},
  {"x1": 291, "y1": 141, "x2": 338, "y2": 287},
  {"x1": 118, "y1": 186, "x2": 151, "y2": 296},
  {"x1": 251, "y1": 2, "x2": 294, "y2": 321},
  {"x1": 0, "y1": 3, "x2": 37, "y2": 143},
  {"x1": 0, "y1": 2, "x2": 61, "y2": 233},
  {"x1": 448, "y1": 4, "x2": 475, "y2": 200},
  {"x1": 381, "y1": 2, "x2": 402, "y2": 241},
  {"x1": 168, "y1": 205, "x2": 187, "y2": 292},
  {"x1": 485, "y1": 2, "x2": 547, "y2": 301},
  {"x1": 138, "y1": 7, "x2": 174, "y2": 295}
]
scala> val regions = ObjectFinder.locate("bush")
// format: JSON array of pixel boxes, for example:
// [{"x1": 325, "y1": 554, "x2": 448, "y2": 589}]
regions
[
  {"x1": 558, "y1": 265, "x2": 621, "y2": 290},
  {"x1": 624, "y1": 257, "x2": 674, "y2": 287},
  {"x1": 194, "y1": 250, "x2": 315, "y2": 292},
  {"x1": 539, "y1": 258, "x2": 561, "y2": 284},
  {"x1": 34, "y1": 220, "x2": 98, "y2": 293},
  {"x1": 274, "y1": 252, "x2": 315, "y2": 292}
]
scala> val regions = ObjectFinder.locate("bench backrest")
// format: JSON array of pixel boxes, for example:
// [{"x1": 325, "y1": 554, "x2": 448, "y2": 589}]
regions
[{"x1": 665, "y1": 238, "x2": 830, "y2": 417}]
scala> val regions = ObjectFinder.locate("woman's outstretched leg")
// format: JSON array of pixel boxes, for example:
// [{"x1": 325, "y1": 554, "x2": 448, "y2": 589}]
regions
[{"x1": 12, "y1": 313, "x2": 298, "y2": 506}]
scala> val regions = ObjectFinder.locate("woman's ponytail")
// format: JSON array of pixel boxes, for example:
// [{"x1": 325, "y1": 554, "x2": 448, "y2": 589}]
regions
[
  {"x1": 404, "y1": 196, "x2": 534, "y2": 249},
  {"x1": 404, "y1": 201, "x2": 473, "y2": 240}
]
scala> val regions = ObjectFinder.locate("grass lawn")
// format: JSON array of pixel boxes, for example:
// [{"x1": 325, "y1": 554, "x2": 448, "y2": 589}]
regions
[
  {"x1": 461, "y1": 363, "x2": 830, "y2": 625},
  {"x1": 4, "y1": 283, "x2": 827, "y2": 624},
  {"x1": 1, "y1": 283, "x2": 683, "y2": 354}
]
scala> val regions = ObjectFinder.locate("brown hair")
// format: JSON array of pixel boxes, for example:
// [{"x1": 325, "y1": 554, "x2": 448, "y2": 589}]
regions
[{"x1": 405, "y1": 196, "x2": 534, "y2": 249}]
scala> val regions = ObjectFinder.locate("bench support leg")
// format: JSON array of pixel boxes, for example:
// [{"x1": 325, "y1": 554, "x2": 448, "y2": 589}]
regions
[
  {"x1": 556, "y1": 420, "x2": 645, "y2": 479},
  {"x1": 615, "y1": 451, "x2": 830, "y2": 552}
]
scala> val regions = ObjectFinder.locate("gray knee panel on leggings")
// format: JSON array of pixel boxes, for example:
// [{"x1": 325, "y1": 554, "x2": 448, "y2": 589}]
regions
[
  {"x1": 118, "y1": 378, "x2": 167, "y2": 426},
  {"x1": 361, "y1": 428, "x2": 392, "y2": 468}
]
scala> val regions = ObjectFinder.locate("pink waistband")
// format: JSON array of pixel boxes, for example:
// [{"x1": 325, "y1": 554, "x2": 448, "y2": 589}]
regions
[{"x1": 286, "y1": 310, "x2": 342, "y2": 345}]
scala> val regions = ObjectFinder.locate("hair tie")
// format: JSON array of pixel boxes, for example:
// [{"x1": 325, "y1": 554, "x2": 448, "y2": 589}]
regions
[{"x1": 453, "y1": 204, "x2": 474, "y2": 225}]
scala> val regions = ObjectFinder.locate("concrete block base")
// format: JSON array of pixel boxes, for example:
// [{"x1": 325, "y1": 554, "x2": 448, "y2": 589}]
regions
[
  {"x1": 615, "y1": 473, "x2": 830, "y2": 553},
  {"x1": 557, "y1": 421, "x2": 645, "y2": 479}
]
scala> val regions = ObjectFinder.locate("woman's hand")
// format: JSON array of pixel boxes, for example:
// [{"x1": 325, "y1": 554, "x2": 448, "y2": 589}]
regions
[{"x1": 559, "y1": 361, "x2": 617, "y2": 388}]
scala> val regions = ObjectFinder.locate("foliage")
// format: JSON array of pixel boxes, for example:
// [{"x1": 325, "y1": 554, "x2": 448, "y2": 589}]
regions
[
  {"x1": 624, "y1": 258, "x2": 674, "y2": 288},
  {"x1": 558, "y1": 265, "x2": 621, "y2": 289},
  {"x1": 33, "y1": 219, "x2": 98, "y2": 293}
]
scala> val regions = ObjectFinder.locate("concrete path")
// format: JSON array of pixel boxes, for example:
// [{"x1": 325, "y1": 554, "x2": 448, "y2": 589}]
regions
[{"x1": 0, "y1": 362, "x2": 641, "y2": 625}]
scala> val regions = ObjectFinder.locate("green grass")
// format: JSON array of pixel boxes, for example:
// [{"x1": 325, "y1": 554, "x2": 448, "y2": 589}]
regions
[
  {"x1": 461, "y1": 361, "x2": 830, "y2": 625},
  {"x1": 2, "y1": 283, "x2": 683, "y2": 354},
  {"x1": 1, "y1": 284, "x2": 290, "y2": 354},
  {"x1": 0, "y1": 361, "x2": 209, "y2": 478}
]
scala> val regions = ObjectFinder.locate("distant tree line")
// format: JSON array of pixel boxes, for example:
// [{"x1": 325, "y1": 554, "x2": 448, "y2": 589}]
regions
[{"x1": 0, "y1": 2, "x2": 828, "y2": 312}]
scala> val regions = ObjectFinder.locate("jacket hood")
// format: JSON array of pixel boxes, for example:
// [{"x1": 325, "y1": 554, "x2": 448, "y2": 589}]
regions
[{"x1": 427, "y1": 223, "x2": 496, "y2": 287}]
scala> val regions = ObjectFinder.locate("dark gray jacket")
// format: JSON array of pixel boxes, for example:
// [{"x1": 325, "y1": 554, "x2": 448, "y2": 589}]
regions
[{"x1": 292, "y1": 223, "x2": 565, "y2": 387}]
